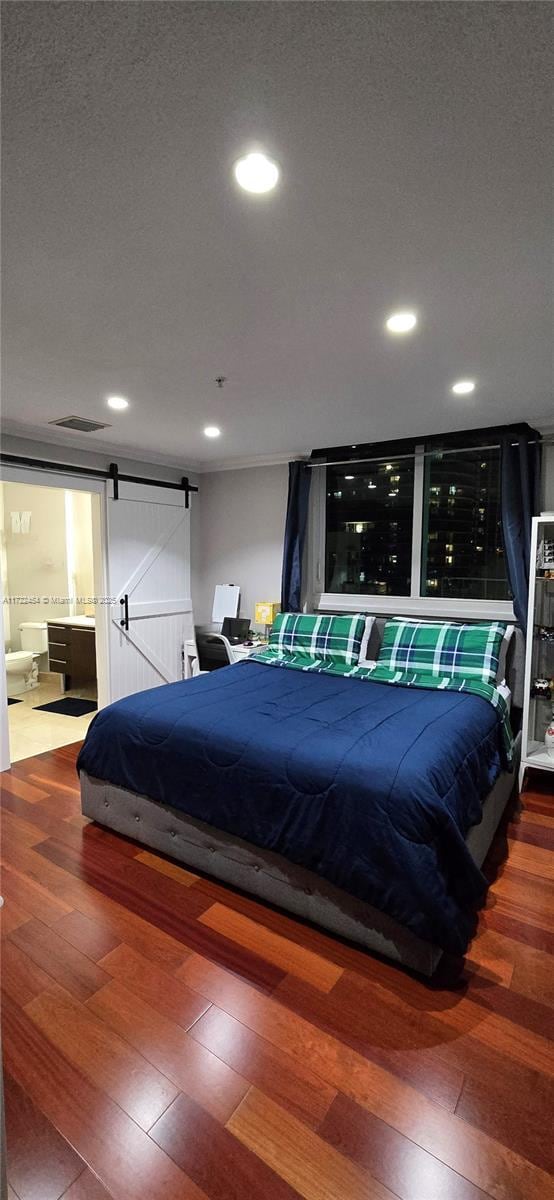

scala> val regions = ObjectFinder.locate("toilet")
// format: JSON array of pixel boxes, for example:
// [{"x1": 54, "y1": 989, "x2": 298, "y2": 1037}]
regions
[{"x1": 5, "y1": 621, "x2": 48, "y2": 696}]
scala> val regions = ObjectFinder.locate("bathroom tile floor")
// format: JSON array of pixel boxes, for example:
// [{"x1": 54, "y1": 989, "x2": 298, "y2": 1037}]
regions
[{"x1": 7, "y1": 674, "x2": 97, "y2": 762}]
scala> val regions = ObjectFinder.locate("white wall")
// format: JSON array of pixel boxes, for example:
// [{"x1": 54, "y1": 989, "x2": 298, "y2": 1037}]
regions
[
  {"x1": 0, "y1": 487, "x2": 9, "y2": 647},
  {"x1": 1, "y1": 480, "x2": 98, "y2": 644},
  {"x1": 543, "y1": 441, "x2": 554, "y2": 512},
  {"x1": 1, "y1": 431, "x2": 200, "y2": 608},
  {"x1": 1, "y1": 436, "x2": 281, "y2": 634},
  {"x1": 194, "y1": 464, "x2": 287, "y2": 629},
  {"x1": 0, "y1": 432, "x2": 195, "y2": 486},
  {"x1": 68, "y1": 489, "x2": 95, "y2": 613},
  {"x1": 1, "y1": 481, "x2": 70, "y2": 648},
  {"x1": 0, "y1": 576, "x2": 10, "y2": 770}
]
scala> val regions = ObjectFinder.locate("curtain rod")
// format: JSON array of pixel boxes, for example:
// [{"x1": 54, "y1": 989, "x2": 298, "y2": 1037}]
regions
[{"x1": 306, "y1": 439, "x2": 546, "y2": 469}]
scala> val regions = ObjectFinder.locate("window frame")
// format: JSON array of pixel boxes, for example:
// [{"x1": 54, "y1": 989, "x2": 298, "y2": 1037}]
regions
[{"x1": 306, "y1": 444, "x2": 516, "y2": 621}]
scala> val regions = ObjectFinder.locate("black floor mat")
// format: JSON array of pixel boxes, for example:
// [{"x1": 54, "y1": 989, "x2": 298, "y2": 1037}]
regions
[
  {"x1": 33, "y1": 698, "x2": 98, "y2": 717},
  {"x1": 7, "y1": 697, "x2": 22, "y2": 705}
]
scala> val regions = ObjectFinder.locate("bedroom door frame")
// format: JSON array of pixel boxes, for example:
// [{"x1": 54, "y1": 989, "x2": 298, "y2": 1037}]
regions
[{"x1": 0, "y1": 464, "x2": 110, "y2": 769}]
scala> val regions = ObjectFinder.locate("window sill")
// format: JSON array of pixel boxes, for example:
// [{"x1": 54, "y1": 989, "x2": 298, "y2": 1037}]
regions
[{"x1": 315, "y1": 592, "x2": 516, "y2": 622}]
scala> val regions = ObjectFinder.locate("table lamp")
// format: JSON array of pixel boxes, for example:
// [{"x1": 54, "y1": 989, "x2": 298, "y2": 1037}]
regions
[{"x1": 254, "y1": 601, "x2": 279, "y2": 641}]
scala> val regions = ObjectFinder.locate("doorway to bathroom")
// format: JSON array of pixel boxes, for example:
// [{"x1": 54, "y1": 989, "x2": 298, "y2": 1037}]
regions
[{"x1": 1, "y1": 479, "x2": 101, "y2": 762}]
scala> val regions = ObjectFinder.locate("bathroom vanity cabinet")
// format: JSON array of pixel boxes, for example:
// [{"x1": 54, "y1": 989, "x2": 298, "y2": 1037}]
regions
[{"x1": 47, "y1": 618, "x2": 96, "y2": 690}]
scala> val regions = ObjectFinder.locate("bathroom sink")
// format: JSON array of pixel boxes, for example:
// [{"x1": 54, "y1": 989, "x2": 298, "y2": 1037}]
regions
[{"x1": 46, "y1": 616, "x2": 95, "y2": 628}]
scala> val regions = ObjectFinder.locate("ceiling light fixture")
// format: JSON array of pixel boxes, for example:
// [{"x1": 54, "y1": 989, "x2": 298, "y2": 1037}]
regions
[
  {"x1": 344, "y1": 475, "x2": 354, "y2": 481},
  {"x1": 204, "y1": 425, "x2": 221, "y2": 438},
  {"x1": 451, "y1": 379, "x2": 476, "y2": 396},
  {"x1": 106, "y1": 395, "x2": 129, "y2": 410},
  {"x1": 385, "y1": 311, "x2": 417, "y2": 334},
  {"x1": 233, "y1": 152, "x2": 279, "y2": 194}
]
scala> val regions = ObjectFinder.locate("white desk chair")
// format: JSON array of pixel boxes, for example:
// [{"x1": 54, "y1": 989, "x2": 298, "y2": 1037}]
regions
[
  {"x1": 185, "y1": 628, "x2": 267, "y2": 677},
  {"x1": 186, "y1": 630, "x2": 235, "y2": 675}
]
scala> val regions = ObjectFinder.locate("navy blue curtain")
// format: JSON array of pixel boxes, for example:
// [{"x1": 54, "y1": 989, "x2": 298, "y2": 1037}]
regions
[
  {"x1": 500, "y1": 430, "x2": 541, "y2": 634},
  {"x1": 281, "y1": 461, "x2": 311, "y2": 612}
]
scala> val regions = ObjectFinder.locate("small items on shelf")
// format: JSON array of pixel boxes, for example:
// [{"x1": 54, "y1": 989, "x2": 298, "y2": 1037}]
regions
[
  {"x1": 521, "y1": 514, "x2": 554, "y2": 787},
  {"x1": 537, "y1": 537, "x2": 554, "y2": 570},
  {"x1": 531, "y1": 677, "x2": 553, "y2": 700}
]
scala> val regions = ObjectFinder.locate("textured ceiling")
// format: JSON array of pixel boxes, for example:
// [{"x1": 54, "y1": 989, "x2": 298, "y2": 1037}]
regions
[{"x1": 2, "y1": 1, "x2": 552, "y2": 468}]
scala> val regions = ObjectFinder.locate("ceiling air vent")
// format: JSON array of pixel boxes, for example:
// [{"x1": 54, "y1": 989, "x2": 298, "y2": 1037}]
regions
[{"x1": 49, "y1": 416, "x2": 111, "y2": 433}]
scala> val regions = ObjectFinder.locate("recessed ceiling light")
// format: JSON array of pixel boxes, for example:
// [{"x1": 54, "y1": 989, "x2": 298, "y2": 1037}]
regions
[
  {"x1": 106, "y1": 395, "x2": 129, "y2": 410},
  {"x1": 344, "y1": 475, "x2": 354, "y2": 480},
  {"x1": 233, "y1": 152, "x2": 279, "y2": 194},
  {"x1": 204, "y1": 425, "x2": 221, "y2": 438},
  {"x1": 451, "y1": 379, "x2": 476, "y2": 395},
  {"x1": 385, "y1": 311, "x2": 417, "y2": 334}
]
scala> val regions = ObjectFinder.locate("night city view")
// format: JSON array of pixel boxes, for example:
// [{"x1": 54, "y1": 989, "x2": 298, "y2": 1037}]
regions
[{"x1": 325, "y1": 446, "x2": 509, "y2": 599}]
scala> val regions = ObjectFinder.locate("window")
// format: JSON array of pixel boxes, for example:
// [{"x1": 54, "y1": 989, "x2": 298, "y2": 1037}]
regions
[
  {"x1": 326, "y1": 457, "x2": 414, "y2": 595},
  {"x1": 421, "y1": 446, "x2": 509, "y2": 601},
  {"x1": 315, "y1": 431, "x2": 513, "y2": 607}
]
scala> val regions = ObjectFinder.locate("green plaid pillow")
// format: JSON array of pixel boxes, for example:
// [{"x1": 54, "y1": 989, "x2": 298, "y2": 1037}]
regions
[
  {"x1": 377, "y1": 619, "x2": 506, "y2": 686},
  {"x1": 268, "y1": 612, "x2": 366, "y2": 668}
]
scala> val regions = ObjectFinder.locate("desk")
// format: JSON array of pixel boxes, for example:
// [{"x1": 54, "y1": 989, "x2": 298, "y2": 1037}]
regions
[
  {"x1": 184, "y1": 637, "x2": 267, "y2": 677},
  {"x1": 231, "y1": 642, "x2": 267, "y2": 662}
]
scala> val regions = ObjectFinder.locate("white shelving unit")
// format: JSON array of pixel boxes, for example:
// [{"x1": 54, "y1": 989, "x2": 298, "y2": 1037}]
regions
[{"x1": 520, "y1": 513, "x2": 554, "y2": 791}]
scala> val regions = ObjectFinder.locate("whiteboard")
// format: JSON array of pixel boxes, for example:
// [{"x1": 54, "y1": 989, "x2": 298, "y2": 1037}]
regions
[{"x1": 212, "y1": 584, "x2": 240, "y2": 624}]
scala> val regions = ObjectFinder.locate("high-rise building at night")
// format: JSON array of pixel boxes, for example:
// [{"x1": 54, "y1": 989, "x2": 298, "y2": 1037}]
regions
[{"x1": 325, "y1": 446, "x2": 509, "y2": 600}]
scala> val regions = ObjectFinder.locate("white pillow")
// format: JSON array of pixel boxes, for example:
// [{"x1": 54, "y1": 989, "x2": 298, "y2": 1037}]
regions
[
  {"x1": 497, "y1": 624, "x2": 515, "y2": 686},
  {"x1": 358, "y1": 616, "x2": 376, "y2": 667}
]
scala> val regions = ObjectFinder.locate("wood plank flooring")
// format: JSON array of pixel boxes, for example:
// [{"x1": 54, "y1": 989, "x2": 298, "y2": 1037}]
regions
[{"x1": 1, "y1": 742, "x2": 553, "y2": 1200}]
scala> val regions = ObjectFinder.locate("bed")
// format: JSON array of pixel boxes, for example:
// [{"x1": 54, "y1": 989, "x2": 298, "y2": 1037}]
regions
[{"x1": 78, "y1": 615, "x2": 522, "y2": 976}]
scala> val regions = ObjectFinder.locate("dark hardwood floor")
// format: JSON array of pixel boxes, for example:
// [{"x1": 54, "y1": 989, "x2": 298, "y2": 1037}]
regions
[{"x1": 1, "y1": 742, "x2": 553, "y2": 1200}]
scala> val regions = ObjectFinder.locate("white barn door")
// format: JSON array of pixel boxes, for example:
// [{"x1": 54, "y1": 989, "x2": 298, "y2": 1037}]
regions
[{"x1": 106, "y1": 482, "x2": 193, "y2": 702}]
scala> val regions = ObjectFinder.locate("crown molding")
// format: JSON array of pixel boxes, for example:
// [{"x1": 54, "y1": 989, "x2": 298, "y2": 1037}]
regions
[
  {"x1": 197, "y1": 450, "x2": 307, "y2": 474},
  {"x1": 0, "y1": 420, "x2": 311, "y2": 475},
  {"x1": 0, "y1": 419, "x2": 202, "y2": 475},
  {"x1": 3, "y1": 415, "x2": 551, "y2": 478}
]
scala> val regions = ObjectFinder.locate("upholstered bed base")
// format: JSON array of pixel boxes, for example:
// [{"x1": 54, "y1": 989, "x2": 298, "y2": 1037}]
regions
[{"x1": 80, "y1": 734, "x2": 520, "y2": 977}]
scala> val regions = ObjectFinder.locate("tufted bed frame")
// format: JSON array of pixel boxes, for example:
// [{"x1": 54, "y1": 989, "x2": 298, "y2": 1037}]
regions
[{"x1": 80, "y1": 618, "x2": 524, "y2": 976}]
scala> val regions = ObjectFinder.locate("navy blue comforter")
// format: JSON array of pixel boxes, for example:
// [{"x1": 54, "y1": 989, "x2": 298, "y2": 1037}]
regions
[{"x1": 77, "y1": 660, "x2": 505, "y2": 953}]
